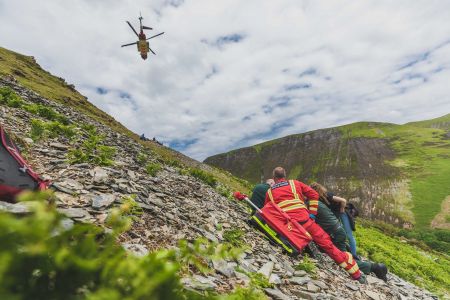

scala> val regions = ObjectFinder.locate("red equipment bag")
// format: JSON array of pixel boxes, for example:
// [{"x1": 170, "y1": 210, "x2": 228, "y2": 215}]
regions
[
  {"x1": 0, "y1": 125, "x2": 50, "y2": 202},
  {"x1": 260, "y1": 201, "x2": 313, "y2": 252}
]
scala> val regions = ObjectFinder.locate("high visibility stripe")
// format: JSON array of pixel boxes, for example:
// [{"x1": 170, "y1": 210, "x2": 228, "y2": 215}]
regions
[
  {"x1": 279, "y1": 199, "x2": 303, "y2": 207},
  {"x1": 268, "y1": 189, "x2": 274, "y2": 203},
  {"x1": 339, "y1": 262, "x2": 348, "y2": 268},
  {"x1": 346, "y1": 264, "x2": 359, "y2": 275},
  {"x1": 282, "y1": 204, "x2": 306, "y2": 211},
  {"x1": 347, "y1": 252, "x2": 353, "y2": 265},
  {"x1": 289, "y1": 180, "x2": 298, "y2": 196}
]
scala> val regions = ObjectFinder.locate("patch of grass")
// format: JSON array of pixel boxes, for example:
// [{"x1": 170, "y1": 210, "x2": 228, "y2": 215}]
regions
[
  {"x1": 23, "y1": 103, "x2": 69, "y2": 124},
  {"x1": 216, "y1": 184, "x2": 233, "y2": 199},
  {"x1": 223, "y1": 228, "x2": 245, "y2": 247},
  {"x1": 294, "y1": 254, "x2": 316, "y2": 274},
  {"x1": 356, "y1": 224, "x2": 450, "y2": 297},
  {"x1": 119, "y1": 195, "x2": 143, "y2": 221},
  {"x1": 247, "y1": 272, "x2": 273, "y2": 289},
  {"x1": 29, "y1": 118, "x2": 77, "y2": 141},
  {"x1": 136, "y1": 152, "x2": 149, "y2": 166},
  {"x1": 67, "y1": 129, "x2": 116, "y2": 166},
  {"x1": 0, "y1": 86, "x2": 25, "y2": 107},
  {"x1": 190, "y1": 168, "x2": 218, "y2": 187},
  {"x1": 145, "y1": 162, "x2": 162, "y2": 177}
]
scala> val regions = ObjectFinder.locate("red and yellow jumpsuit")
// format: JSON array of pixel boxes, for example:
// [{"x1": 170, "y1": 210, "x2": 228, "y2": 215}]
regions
[{"x1": 264, "y1": 178, "x2": 361, "y2": 280}]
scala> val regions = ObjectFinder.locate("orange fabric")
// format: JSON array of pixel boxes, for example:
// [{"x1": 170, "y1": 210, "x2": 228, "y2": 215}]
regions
[{"x1": 264, "y1": 178, "x2": 320, "y2": 217}]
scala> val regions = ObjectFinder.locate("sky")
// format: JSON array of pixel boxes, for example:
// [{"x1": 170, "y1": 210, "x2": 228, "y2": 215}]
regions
[{"x1": 1, "y1": 0, "x2": 450, "y2": 160}]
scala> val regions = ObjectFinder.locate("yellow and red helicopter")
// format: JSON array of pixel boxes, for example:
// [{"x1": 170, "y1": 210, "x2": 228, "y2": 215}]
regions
[{"x1": 121, "y1": 14, "x2": 164, "y2": 60}]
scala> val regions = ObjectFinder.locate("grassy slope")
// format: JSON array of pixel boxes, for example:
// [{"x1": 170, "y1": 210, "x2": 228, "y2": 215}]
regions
[
  {"x1": 338, "y1": 116, "x2": 450, "y2": 228},
  {"x1": 220, "y1": 117, "x2": 450, "y2": 228},
  {"x1": 0, "y1": 46, "x2": 250, "y2": 194},
  {"x1": 356, "y1": 224, "x2": 450, "y2": 298}
]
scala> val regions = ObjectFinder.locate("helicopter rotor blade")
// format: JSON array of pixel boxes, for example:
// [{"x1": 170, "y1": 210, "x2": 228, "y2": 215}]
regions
[
  {"x1": 126, "y1": 21, "x2": 139, "y2": 37},
  {"x1": 146, "y1": 32, "x2": 164, "y2": 40},
  {"x1": 149, "y1": 47, "x2": 156, "y2": 55},
  {"x1": 121, "y1": 41, "x2": 138, "y2": 47},
  {"x1": 142, "y1": 26, "x2": 153, "y2": 30}
]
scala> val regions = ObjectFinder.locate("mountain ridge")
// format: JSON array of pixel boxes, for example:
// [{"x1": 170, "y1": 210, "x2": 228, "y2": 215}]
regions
[
  {"x1": 1, "y1": 46, "x2": 449, "y2": 299},
  {"x1": 204, "y1": 114, "x2": 450, "y2": 230}
]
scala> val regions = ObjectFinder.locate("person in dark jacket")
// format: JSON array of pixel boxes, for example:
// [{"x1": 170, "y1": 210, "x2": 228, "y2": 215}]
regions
[
  {"x1": 249, "y1": 179, "x2": 274, "y2": 213},
  {"x1": 310, "y1": 182, "x2": 388, "y2": 281}
]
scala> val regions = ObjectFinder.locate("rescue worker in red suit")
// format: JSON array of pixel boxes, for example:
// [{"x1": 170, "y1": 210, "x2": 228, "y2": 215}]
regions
[{"x1": 264, "y1": 167, "x2": 365, "y2": 282}]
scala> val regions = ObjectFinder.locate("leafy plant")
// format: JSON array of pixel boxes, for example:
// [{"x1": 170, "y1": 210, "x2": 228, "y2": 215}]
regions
[
  {"x1": 29, "y1": 118, "x2": 76, "y2": 141},
  {"x1": 0, "y1": 191, "x2": 251, "y2": 300},
  {"x1": 247, "y1": 272, "x2": 273, "y2": 289},
  {"x1": 223, "y1": 228, "x2": 245, "y2": 247},
  {"x1": 0, "y1": 86, "x2": 24, "y2": 107},
  {"x1": 136, "y1": 152, "x2": 149, "y2": 166},
  {"x1": 145, "y1": 162, "x2": 162, "y2": 177},
  {"x1": 119, "y1": 195, "x2": 143, "y2": 221},
  {"x1": 67, "y1": 129, "x2": 116, "y2": 166},
  {"x1": 23, "y1": 103, "x2": 69, "y2": 124},
  {"x1": 295, "y1": 254, "x2": 316, "y2": 274},
  {"x1": 190, "y1": 168, "x2": 217, "y2": 187},
  {"x1": 216, "y1": 184, "x2": 232, "y2": 199}
]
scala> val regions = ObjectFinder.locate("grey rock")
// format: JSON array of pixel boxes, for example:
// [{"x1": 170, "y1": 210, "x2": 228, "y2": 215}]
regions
[
  {"x1": 269, "y1": 273, "x2": 282, "y2": 285},
  {"x1": 289, "y1": 276, "x2": 311, "y2": 285},
  {"x1": 23, "y1": 137, "x2": 34, "y2": 144},
  {"x1": 90, "y1": 167, "x2": 109, "y2": 183},
  {"x1": 345, "y1": 283, "x2": 359, "y2": 291},
  {"x1": 122, "y1": 243, "x2": 149, "y2": 257},
  {"x1": 294, "y1": 270, "x2": 308, "y2": 277},
  {"x1": 50, "y1": 142, "x2": 69, "y2": 150},
  {"x1": 264, "y1": 288, "x2": 293, "y2": 300},
  {"x1": 307, "y1": 282, "x2": 321, "y2": 292},
  {"x1": 147, "y1": 194, "x2": 164, "y2": 207},
  {"x1": 0, "y1": 201, "x2": 29, "y2": 214},
  {"x1": 365, "y1": 290, "x2": 381, "y2": 300},
  {"x1": 258, "y1": 261, "x2": 274, "y2": 278},
  {"x1": 234, "y1": 271, "x2": 251, "y2": 285},
  {"x1": 213, "y1": 259, "x2": 235, "y2": 278},
  {"x1": 181, "y1": 275, "x2": 217, "y2": 291},
  {"x1": 281, "y1": 259, "x2": 296, "y2": 275},
  {"x1": 292, "y1": 290, "x2": 317, "y2": 300},
  {"x1": 57, "y1": 207, "x2": 89, "y2": 218},
  {"x1": 62, "y1": 179, "x2": 84, "y2": 190},
  {"x1": 91, "y1": 193, "x2": 116, "y2": 210},
  {"x1": 312, "y1": 280, "x2": 328, "y2": 290}
]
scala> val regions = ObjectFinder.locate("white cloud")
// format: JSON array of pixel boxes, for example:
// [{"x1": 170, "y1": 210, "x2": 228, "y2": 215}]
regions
[{"x1": 1, "y1": 0, "x2": 450, "y2": 160}]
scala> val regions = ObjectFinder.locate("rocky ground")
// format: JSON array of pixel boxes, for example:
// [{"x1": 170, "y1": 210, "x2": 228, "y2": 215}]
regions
[{"x1": 0, "y1": 76, "x2": 439, "y2": 300}]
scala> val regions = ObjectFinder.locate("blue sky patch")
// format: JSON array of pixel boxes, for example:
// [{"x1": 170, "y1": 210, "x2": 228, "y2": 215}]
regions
[
  {"x1": 96, "y1": 87, "x2": 108, "y2": 95},
  {"x1": 169, "y1": 138, "x2": 199, "y2": 151}
]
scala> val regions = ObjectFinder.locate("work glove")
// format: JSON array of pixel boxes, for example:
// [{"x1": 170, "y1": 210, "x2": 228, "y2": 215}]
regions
[{"x1": 233, "y1": 191, "x2": 248, "y2": 201}]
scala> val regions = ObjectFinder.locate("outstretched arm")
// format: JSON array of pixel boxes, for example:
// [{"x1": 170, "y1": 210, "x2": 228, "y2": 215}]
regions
[{"x1": 332, "y1": 195, "x2": 347, "y2": 213}]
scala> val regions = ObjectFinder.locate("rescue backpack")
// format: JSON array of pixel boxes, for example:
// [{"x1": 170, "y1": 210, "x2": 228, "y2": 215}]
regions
[{"x1": 0, "y1": 125, "x2": 50, "y2": 202}]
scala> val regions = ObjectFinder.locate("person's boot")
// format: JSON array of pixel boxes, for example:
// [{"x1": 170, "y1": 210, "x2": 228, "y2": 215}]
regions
[
  {"x1": 357, "y1": 273, "x2": 367, "y2": 284},
  {"x1": 371, "y1": 263, "x2": 388, "y2": 281}
]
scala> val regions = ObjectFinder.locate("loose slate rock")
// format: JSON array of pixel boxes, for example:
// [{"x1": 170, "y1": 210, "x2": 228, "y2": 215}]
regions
[
  {"x1": 58, "y1": 207, "x2": 89, "y2": 218},
  {"x1": 0, "y1": 201, "x2": 29, "y2": 214},
  {"x1": 91, "y1": 193, "x2": 116, "y2": 210},
  {"x1": 264, "y1": 288, "x2": 293, "y2": 300},
  {"x1": 258, "y1": 261, "x2": 274, "y2": 279},
  {"x1": 345, "y1": 282, "x2": 359, "y2": 291}
]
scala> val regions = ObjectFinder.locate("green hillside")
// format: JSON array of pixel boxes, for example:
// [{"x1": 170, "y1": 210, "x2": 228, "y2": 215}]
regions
[{"x1": 205, "y1": 116, "x2": 450, "y2": 229}]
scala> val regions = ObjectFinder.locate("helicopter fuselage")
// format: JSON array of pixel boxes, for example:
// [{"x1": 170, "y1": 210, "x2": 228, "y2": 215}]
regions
[{"x1": 137, "y1": 32, "x2": 149, "y2": 59}]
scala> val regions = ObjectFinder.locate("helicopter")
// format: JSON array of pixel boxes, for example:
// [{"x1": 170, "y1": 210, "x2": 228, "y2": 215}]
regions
[{"x1": 121, "y1": 14, "x2": 164, "y2": 60}]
